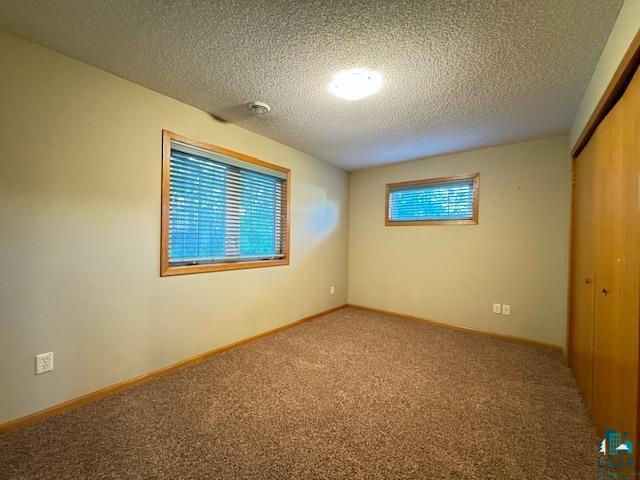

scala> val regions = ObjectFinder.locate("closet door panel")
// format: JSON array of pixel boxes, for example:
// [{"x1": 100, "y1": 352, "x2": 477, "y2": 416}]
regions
[
  {"x1": 591, "y1": 67, "x2": 640, "y2": 446},
  {"x1": 569, "y1": 134, "x2": 599, "y2": 407}
]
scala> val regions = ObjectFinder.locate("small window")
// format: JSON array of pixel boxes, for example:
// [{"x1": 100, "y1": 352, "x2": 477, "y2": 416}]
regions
[
  {"x1": 161, "y1": 130, "x2": 290, "y2": 276},
  {"x1": 385, "y1": 173, "x2": 479, "y2": 226}
]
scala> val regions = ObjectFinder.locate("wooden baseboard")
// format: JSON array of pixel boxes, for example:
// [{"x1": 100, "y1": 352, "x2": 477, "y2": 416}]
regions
[
  {"x1": 347, "y1": 304, "x2": 563, "y2": 352},
  {"x1": 0, "y1": 304, "x2": 347, "y2": 435}
]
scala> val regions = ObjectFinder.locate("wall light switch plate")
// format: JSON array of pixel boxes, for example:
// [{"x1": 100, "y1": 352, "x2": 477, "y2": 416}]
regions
[
  {"x1": 330, "y1": 286, "x2": 335, "y2": 295},
  {"x1": 492, "y1": 303, "x2": 501, "y2": 314},
  {"x1": 502, "y1": 305, "x2": 511, "y2": 316},
  {"x1": 35, "y1": 352, "x2": 54, "y2": 375}
]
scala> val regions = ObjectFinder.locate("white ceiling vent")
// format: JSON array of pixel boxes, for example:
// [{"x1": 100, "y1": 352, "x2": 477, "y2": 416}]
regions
[{"x1": 247, "y1": 101, "x2": 271, "y2": 115}]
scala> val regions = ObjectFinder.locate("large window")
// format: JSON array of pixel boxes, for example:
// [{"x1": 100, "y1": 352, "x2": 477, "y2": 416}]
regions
[
  {"x1": 161, "y1": 130, "x2": 290, "y2": 276},
  {"x1": 385, "y1": 173, "x2": 479, "y2": 226}
]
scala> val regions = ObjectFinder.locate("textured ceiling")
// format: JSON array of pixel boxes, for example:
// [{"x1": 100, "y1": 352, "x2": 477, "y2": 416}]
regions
[{"x1": 0, "y1": 0, "x2": 623, "y2": 170}]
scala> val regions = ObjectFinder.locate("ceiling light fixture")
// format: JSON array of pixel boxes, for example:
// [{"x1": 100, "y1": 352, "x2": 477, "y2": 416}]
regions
[{"x1": 327, "y1": 68, "x2": 383, "y2": 101}]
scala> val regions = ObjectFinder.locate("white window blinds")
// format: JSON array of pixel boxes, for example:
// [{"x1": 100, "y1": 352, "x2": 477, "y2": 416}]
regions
[
  {"x1": 168, "y1": 145, "x2": 287, "y2": 266},
  {"x1": 387, "y1": 174, "x2": 478, "y2": 224}
]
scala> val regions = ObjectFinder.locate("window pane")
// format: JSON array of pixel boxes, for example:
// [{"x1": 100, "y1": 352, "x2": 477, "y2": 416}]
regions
[
  {"x1": 389, "y1": 179, "x2": 475, "y2": 222},
  {"x1": 169, "y1": 151, "x2": 227, "y2": 261},
  {"x1": 240, "y1": 170, "x2": 278, "y2": 256},
  {"x1": 167, "y1": 148, "x2": 285, "y2": 265}
]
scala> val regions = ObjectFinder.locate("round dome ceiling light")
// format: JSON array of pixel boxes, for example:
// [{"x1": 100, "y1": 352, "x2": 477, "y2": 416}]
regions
[
  {"x1": 247, "y1": 101, "x2": 271, "y2": 115},
  {"x1": 327, "y1": 68, "x2": 384, "y2": 101}
]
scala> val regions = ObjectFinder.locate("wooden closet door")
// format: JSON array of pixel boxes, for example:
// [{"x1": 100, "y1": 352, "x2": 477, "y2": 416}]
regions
[
  {"x1": 591, "y1": 66, "x2": 640, "y2": 446},
  {"x1": 569, "y1": 132, "x2": 599, "y2": 407}
]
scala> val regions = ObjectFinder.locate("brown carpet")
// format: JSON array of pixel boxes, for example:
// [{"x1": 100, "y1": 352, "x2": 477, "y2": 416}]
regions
[{"x1": 1, "y1": 307, "x2": 598, "y2": 479}]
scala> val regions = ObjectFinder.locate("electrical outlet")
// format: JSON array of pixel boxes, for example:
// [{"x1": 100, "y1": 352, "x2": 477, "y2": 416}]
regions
[
  {"x1": 35, "y1": 352, "x2": 54, "y2": 375},
  {"x1": 330, "y1": 286, "x2": 335, "y2": 295},
  {"x1": 492, "y1": 303, "x2": 501, "y2": 314},
  {"x1": 502, "y1": 304, "x2": 511, "y2": 316}
]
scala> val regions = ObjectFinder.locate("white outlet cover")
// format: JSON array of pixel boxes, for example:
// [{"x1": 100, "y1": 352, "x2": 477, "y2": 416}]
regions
[
  {"x1": 502, "y1": 305, "x2": 512, "y2": 316},
  {"x1": 330, "y1": 286, "x2": 335, "y2": 294},
  {"x1": 492, "y1": 303, "x2": 501, "y2": 314},
  {"x1": 35, "y1": 352, "x2": 54, "y2": 375}
]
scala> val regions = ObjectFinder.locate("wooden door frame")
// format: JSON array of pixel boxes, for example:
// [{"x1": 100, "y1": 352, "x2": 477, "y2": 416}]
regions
[{"x1": 570, "y1": 29, "x2": 640, "y2": 158}]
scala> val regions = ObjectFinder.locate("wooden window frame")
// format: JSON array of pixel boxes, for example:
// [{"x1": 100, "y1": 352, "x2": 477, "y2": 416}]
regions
[
  {"x1": 385, "y1": 173, "x2": 479, "y2": 226},
  {"x1": 161, "y1": 130, "x2": 291, "y2": 276}
]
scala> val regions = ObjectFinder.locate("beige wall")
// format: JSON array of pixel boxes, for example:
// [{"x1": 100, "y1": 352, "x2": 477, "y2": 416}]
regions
[
  {"x1": 570, "y1": 0, "x2": 640, "y2": 148},
  {"x1": 348, "y1": 136, "x2": 571, "y2": 346},
  {"x1": 0, "y1": 31, "x2": 349, "y2": 424}
]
